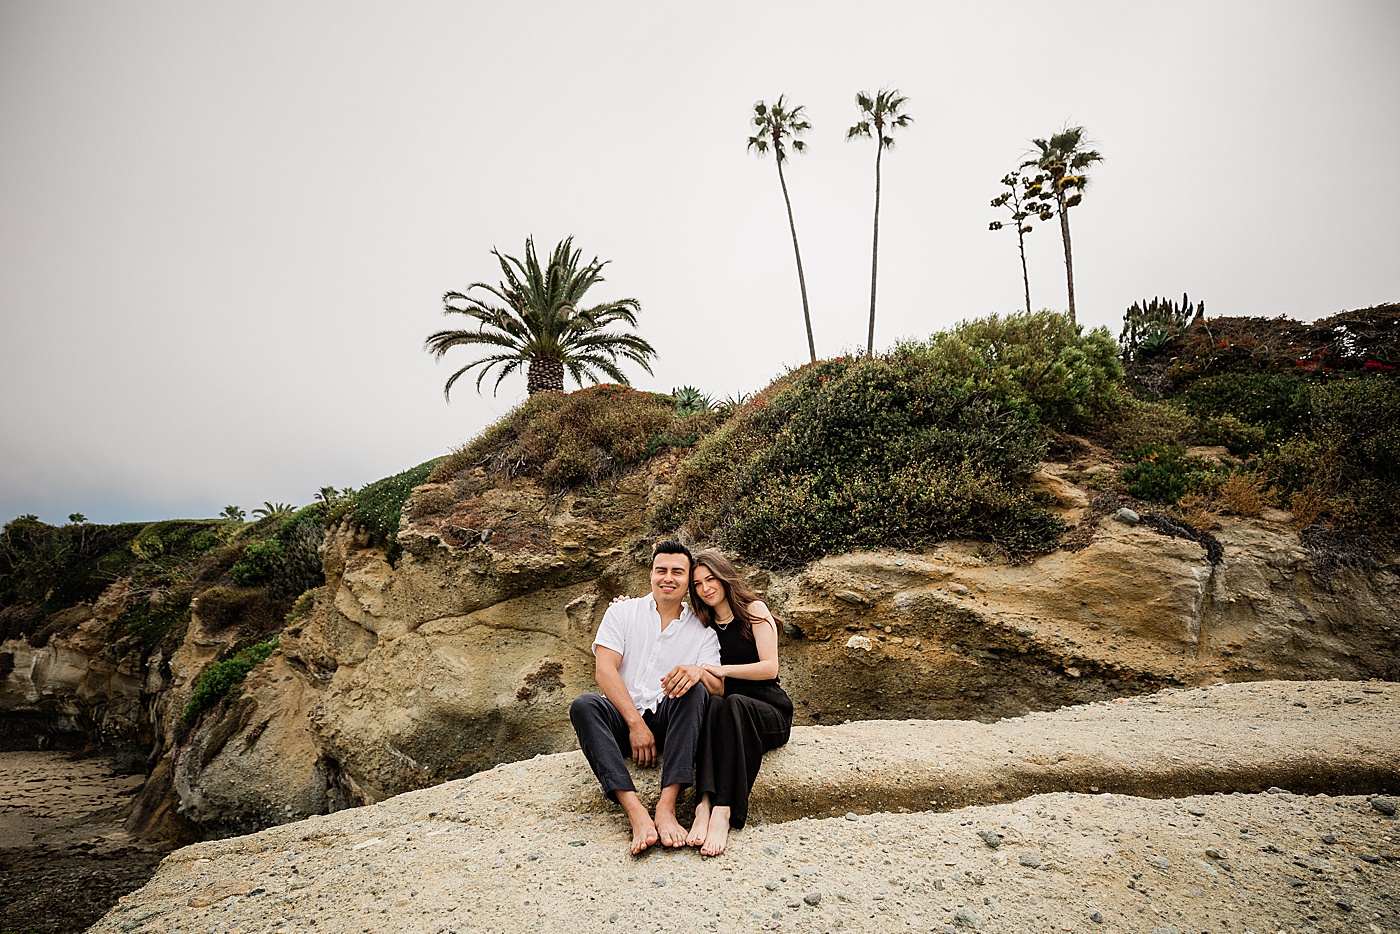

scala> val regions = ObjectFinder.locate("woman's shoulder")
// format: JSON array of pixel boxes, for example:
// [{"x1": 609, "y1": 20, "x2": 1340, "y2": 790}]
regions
[{"x1": 746, "y1": 600, "x2": 776, "y2": 625}]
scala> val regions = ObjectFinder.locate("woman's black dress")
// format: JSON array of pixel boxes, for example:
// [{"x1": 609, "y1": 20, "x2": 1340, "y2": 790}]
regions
[{"x1": 694, "y1": 619, "x2": 793, "y2": 829}]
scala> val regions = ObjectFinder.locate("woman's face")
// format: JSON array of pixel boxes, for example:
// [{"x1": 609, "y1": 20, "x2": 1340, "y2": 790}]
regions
[{"x1": 691, "y1": 564, "x2": 727, "y2": 608}]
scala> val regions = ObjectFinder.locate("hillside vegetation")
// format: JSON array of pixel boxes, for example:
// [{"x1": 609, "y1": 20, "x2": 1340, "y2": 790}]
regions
[
  {"x1": 439, "y1": 304, "x2": 1399, "y2": 568},
  {"x1": 5, "y1": 304, "x2": 1396, "y2": 661}
]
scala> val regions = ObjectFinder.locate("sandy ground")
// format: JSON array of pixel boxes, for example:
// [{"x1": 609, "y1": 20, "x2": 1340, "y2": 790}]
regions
[
  {"x1": 0, "y1": 751, "x2": 144, "y2": 848},
  {"x1": 89, "y1": 680, "x2": 1400, "y2": 934},
  {"x1": 1, "y1": 751, "x2": 168, "y2": 934}
]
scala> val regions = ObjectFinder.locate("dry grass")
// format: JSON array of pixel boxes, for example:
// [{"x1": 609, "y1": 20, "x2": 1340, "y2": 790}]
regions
[
  {"x1": 406, "y1": 484, "x2": 458, "y2": 522},
  {"x1": 1176, "y1": 492, "x2": 1221, "y2": 531},
  {"x1": 428, "y1": 385, "x2": 718, "y2": 491},
  {"x1": 1215, "y1": 472, "x2": 1275, "y2": 517},
  {"x1": 1289, "y1": 485, "x2": 1335, "y2": 529}
]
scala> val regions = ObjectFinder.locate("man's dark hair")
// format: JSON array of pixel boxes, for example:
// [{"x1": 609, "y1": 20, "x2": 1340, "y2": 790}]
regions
[{"x1": 651, "y1": 540, "x2": 693, "y2": 568}]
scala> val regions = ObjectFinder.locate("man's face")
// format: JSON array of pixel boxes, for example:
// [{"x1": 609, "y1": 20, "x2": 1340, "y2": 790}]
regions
[{"x1": 650, "y1": 551, "x2": 691, "y2": 603}]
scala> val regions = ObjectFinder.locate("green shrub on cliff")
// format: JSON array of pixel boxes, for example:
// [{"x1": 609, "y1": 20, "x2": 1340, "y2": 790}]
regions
[
  {"x1": 1120, "y1": 444, "x2": 1229, "y2": 504},
  {"x1": 1256, "y1": 376, "x2": 1400, "y2": 535},
  {"x1": 0, "y1": 518, "x2": 142, "y2": 619},
  {"x1": 0, "y1": 518, "x2": 228, "y2": 645},
  {"x1": 654, "y1": 349, "x2": 1062, "y2": 568},
  {"x1": 910, "y1": 310, "x2": 1124, "y2": 431},
  {"x1": 227, "y1": 504, "x2": 327, "y2": 598},
  {"x1": 181, "y1": 637, "x2": 279, "y2": 725},
  {"x1": 341, "y1": 459, "x2": 443, "y2": 549}
]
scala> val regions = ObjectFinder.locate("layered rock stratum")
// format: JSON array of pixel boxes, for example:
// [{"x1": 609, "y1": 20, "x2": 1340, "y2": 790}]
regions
[{"x1": 92, "y1": 680, "x2": 1400, "y2": 933}]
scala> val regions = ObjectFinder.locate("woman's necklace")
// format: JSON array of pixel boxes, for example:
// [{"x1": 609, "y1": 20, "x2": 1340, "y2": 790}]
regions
[{"x1": 714, "y1": 612, "x2": 735, "y2": 630}]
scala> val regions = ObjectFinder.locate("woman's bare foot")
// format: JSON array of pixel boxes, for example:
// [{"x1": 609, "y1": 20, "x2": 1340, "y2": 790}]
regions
[
  {"x1": 687, "y1": 797, "x2": 712, "y2": 847},
  {"x1": 700, "y1": 806, "x2": 731, "y2": 857}
]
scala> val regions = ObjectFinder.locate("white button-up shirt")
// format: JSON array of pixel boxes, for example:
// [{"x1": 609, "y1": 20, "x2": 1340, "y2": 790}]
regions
[{"x1": 592, "y1": 595, "x2": 720, "y2": 714}]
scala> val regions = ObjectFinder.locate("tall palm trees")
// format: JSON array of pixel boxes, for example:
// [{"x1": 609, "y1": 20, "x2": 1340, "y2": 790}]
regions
[
  {"x1": 847, "y1": 89, "x2": 912, "y2": 357},
  {"x1": 748, "y1": 96, "x2": 816, "y2": 364},
  {"x1": 426, "y1": 237, "x2": 656, "y2": 397},
  {"x1": 1026, "y1": 126, "x2": 1103, "y2": 325}
]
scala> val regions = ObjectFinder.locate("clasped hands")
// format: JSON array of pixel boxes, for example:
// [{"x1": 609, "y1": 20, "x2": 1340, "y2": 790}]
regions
[
  {"x1": 659, "y1": 664, "x2": 704, "y2": 698},
  {"x1": 659, "y1": 663, "x2": 729, "y2": 699}
]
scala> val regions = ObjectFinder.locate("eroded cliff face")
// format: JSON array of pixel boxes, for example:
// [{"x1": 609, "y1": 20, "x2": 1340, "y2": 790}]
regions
[
  {"x1": 146, "y1": 456, "x2": 1400, "y2": 838},
  {"x1": 0, "y1": 581, "x2": 157, "y2": 767}
]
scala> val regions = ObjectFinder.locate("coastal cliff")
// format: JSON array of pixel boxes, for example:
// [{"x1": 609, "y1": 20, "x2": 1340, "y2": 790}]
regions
[{"x1": 5, "y1": 447, "x2": 1393, "y2": 844}]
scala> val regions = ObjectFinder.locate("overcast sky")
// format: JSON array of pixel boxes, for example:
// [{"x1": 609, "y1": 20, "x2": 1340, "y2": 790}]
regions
[{"x1": 2, "y1": 1, "x2": 1397, "y2": 525}]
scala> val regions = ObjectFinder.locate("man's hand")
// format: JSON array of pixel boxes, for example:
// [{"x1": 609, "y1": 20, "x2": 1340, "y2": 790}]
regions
[
  {"x1": 661, "y1": 664, "x2": 703, "y2": 698},
  {"x1": 629, "y1": 719, "x2": 657, "y2": 767}
]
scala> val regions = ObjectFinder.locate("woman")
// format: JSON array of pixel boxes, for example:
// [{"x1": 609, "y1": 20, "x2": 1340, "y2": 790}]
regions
[{"x1": 685, "y1": 549, "x2": 793, "y2": 856}]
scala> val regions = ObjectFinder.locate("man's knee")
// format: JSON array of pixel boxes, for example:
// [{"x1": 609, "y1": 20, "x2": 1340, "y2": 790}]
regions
[
  {"x1": 678, "y1": 685, "x2": 708, "y2": 714},
  {"x1": 570, "y1": 692, "x2": 610, "y2": 727}
]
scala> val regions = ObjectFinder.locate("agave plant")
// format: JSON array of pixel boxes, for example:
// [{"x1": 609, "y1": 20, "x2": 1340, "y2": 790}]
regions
[
  {"x1": 712, "y1": 391, "x2": 754, "y2": 420},
  {"x1": 672, "y1": 385, "x2": 713, "y2": 416}
]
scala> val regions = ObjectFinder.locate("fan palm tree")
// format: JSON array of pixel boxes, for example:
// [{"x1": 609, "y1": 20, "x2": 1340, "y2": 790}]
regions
[
  {"x1": 748, "y1": 96, "x2": 816, "y2": 363},
  {"x1": 427, "y1": 236, "x2": 656, "y2": 397},
  {"x1": 847, "y1": 88, "x2": 912, "y2": 357},
  {"x1": 1025, "y1": 126, "x2": 1103, "y2": 325}
]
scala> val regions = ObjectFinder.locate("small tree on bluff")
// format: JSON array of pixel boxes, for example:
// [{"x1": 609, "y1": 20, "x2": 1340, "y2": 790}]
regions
[{"x1": 989, "y1": 167, "x2": 1052, "y2": 315}]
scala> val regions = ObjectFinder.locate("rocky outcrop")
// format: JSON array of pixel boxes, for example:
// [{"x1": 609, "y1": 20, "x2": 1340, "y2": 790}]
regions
[
  {"x1": 89, "y1": 681, "x2": 1400, "y2": 934},
  {"x1": 155, "y1": 460, "x2": 1400, "y2": 838},
  {"x1": 0, "y1": 583, "x2": 154, "y2": 765}
]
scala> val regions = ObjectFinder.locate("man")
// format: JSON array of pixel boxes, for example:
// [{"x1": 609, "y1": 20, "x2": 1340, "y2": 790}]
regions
[{"x1": 569, "y1": 541, "x2": 722, "y2": 854}]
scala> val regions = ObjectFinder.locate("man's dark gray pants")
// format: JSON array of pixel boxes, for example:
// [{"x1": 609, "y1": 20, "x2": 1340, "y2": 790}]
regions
[{"x1": 570, "y1": 688, "x2": 708, "y2": 798}]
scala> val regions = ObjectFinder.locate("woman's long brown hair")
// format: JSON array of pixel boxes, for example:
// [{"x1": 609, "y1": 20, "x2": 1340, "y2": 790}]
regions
[{"x1": 689, "y1": 549, "x2": 780, "y2": 644}]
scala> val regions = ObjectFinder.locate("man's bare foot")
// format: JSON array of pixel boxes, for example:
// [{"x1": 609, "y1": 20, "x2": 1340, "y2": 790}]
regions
[
  {"x1": 619, "y1": 794, "x2": 659, "y2": 855},
  {"x1": 687, "y1": 797, "x2": 712, "y2": 847},
  {"x1": 629, "y1": 814, "x2": 659, "y2": 854},
  {"x1": 700, "y1": 806, "x2": 731, "y2": 857},
  {"x1": 654, "y1": 809, "x2": 687, "y2": 847}
]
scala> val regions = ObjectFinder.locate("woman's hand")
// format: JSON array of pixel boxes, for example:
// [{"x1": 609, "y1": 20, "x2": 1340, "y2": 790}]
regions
[
  {"x1": 700, "y1": 663, "x2": 727, "y2": 679},
  {"x1": 610, "y1": 594, "x2": 634, "y2": 606}
]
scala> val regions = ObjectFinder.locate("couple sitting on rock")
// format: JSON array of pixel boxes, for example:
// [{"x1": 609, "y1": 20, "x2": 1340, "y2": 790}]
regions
[{"x1": 570, "y1": 541, "x2": 793, "y2": 855}]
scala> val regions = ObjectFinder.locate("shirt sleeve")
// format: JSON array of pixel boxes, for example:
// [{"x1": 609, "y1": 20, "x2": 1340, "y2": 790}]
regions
[
  {"x1": 592, "y1": 602, "x2": 627, "y2": 656},
  {"x1": 697, "y1": 626, "x2": 721, "y2": 667}
]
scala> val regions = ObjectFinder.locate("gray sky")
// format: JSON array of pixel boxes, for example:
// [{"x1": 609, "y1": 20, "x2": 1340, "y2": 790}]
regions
[{"x1": 2, "y1": 1, "x2": 1398, "y2": 525}]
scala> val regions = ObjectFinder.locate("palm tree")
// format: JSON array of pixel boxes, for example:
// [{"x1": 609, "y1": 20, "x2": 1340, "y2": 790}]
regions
[
  {"x1": 427, "y1": 236, "x2": 656, "y2": 397},
  {"x1": 748, "y1": 96, "x2": 816, "y2": 363},
  {"x1": 1026, "y1": 126, "x2": 1103, "y2": 325},
  {"x1": 989, "y1": 168, "x2": 1053, "y2": 314},
  {"x1": 847, "y1": 89, "x2": 912, "y2": 357}
]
